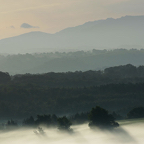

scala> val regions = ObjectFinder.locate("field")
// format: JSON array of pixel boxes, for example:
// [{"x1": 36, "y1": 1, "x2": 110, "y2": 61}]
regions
[{"x1": 0, "y1": 118, "x2": 143, "y2": 144}]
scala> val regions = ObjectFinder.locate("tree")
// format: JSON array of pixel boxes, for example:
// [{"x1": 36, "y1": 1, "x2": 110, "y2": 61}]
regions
[
  {"x1": 23, "y1": 116, "x2": 35, "y2": 126},
  {"x1": 51, "y1": 114, "x2": 58, "y2": 125},
  {"x1": 57, "y1": 116, "x2": 72, "y2": 130},
  {"x1": 0, "y1": 72, "x2": 11, "y2": 83},
  {"x1": 7, "y1": 119, "x2": 17, "y2": 126},
  {"x1": 89, "y1": 106, "x2": 119, "y2": 128},
  {"x1": 127, "y1": 107, "x2": 144, "y2": 119},
  {"x1": 6, "y1": 119, "x2": 18, "y2": 129}
]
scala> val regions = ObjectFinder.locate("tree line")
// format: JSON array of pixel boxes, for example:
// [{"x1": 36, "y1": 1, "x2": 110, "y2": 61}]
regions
[
  {"x1": 2, "y1": 64, "x2": 144, "y2": 87},
  {"x1": 2, "y1": 106, "x2": 144, "y2": 132},
  {"x1": 0, "y1": 106, "x2": 120, "y2": 131},
  {"x1": 0, "y1": 48, "x2": 144, "y2": 74}
]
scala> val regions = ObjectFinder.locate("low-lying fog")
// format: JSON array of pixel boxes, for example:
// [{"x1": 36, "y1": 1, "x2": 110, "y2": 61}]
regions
[{"x1": 0, "y1": 119, "x2": 144, "y2": 144}]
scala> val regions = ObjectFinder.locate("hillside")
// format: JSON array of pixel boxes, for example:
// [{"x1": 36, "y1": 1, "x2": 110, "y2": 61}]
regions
[{"x1": 0, "y1": 64, "x2": 144, "y2": 118}]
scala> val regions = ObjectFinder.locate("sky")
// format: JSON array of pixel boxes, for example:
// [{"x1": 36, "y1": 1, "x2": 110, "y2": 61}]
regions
[{"x1": 0, "y1": 0, "x2": 144, "y2": 39}]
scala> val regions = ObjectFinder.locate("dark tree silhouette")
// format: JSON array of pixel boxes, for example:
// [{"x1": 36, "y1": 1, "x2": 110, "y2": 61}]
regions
[
  {"x1": 89, "y1": 106, "x2": 119, "y2": 128},
  {"x1": 127, "y1": 107, "x2": 144, "y2": 119},
  {"x1": 0, "y1": 72, "x2": 11, "y2": 83},
  {"x1": 7, "y1": 119, "x2": 17, "y2": 126},
  {"x1": 51, "y1": 114, "x2": 58, "y2": 125},
  {"x1": 23, "y1": 116, "x2": 35, "y2": 126},
  {"x1": 57, "y1": 116, "x2": 72, "y2": 130},
  {"x1": 6, "y1": 119, "x2": 18, "y2": 129}
]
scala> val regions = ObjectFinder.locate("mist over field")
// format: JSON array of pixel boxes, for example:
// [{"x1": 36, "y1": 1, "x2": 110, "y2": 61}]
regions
[{"x1": 0, "y1": 119, "x2": 144, "y2": 144}]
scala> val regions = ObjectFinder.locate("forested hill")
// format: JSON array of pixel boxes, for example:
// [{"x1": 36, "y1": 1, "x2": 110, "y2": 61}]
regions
[
  {"x1": 0, "y1": 82, "x2": 144, "y2": 118},
  {"x1": 0, "y1": 49, "x2": 144, "y2": 74},
  {"x1": 1, "y1": 64, "x2": 144, "y2": 87},
  {"x1": 0, "y1": 65, "x2": 144, "y2": 118},
  {"x1": 11, "y1": 64, "x2": 144, "y2": 87}
]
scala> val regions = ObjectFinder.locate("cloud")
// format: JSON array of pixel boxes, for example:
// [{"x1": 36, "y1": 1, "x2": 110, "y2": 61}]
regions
[
  {"x1": 21, "y1": 23, "x2": 39, "y2": 29},
  {"x1": 108, "y1": 0, "x2": 144, "y2": 15}
]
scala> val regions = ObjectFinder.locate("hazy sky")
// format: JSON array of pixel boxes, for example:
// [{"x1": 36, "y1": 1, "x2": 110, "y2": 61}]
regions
[{"x1": 0, "y1": 0, "x2": 144, "y2": 39}]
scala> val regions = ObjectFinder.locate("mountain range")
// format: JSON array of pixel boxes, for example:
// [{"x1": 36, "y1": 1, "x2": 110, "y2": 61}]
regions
[{"x1": 1, "y1": 15, "x2": 144, "y2": 54}]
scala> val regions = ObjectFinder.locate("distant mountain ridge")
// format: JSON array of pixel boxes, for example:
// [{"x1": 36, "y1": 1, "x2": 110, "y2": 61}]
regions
[
  {"x1": 1, "y1": 15, "x2": 144, "y2": 54},
  {"x1": 0, "y1": 49, "x2": 144, "y2": 74}
]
